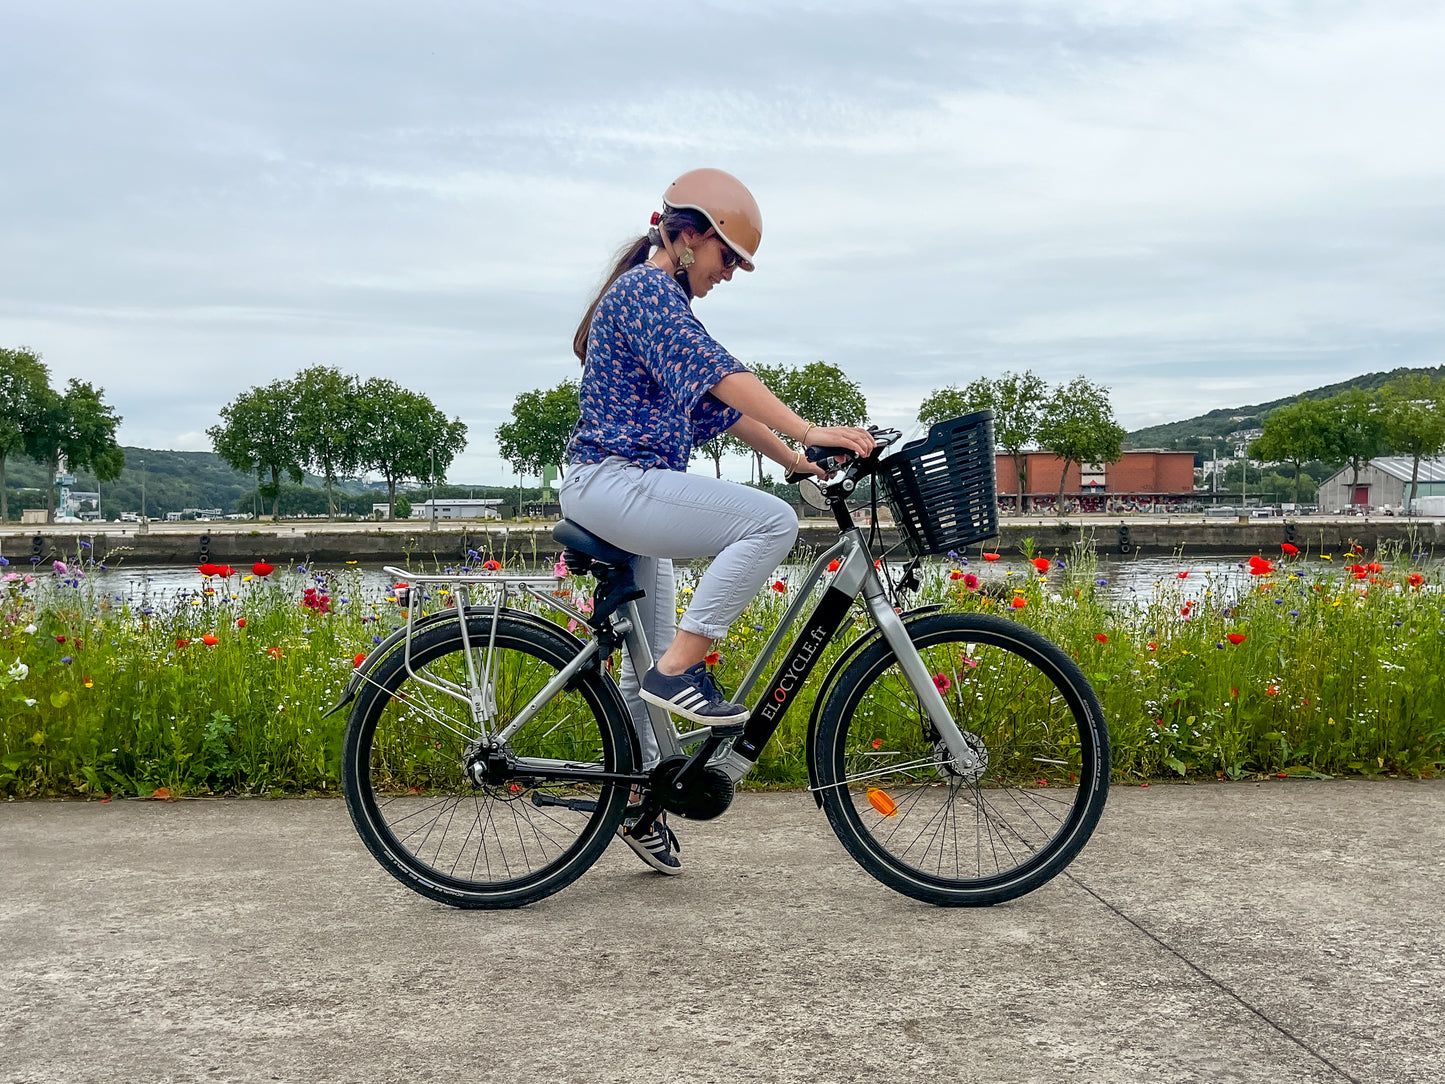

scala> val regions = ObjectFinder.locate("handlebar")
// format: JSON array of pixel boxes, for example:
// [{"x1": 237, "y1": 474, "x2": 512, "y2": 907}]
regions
[{"x1": 783, "y1": 425, "x2": 902, "y2": 486}]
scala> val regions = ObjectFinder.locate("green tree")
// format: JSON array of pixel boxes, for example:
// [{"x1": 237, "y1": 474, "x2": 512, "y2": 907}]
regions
[
  {"x1": 1250, "y1": 397, "x2": 1332, "y2": 505},
  {"x1": 721, "y1": 361, "x2": 868, "y2": 482},
  {"x1": 354, "y1": 377, "x2": 468, "y2": 519},
  {"x1": 1380, "y1": 374, "x2": 1445, "y2": 510},
  {"x1": 292, "y1": 366, "x2": 362, "y2": 519},
  {"x1": 922, "y1": 370, "x2": 1047, "y2": 512},
  {"x1": 1036, "y1": 375, "x2": 1125, "y2": 514},
  {"x1": 207, "y1": 381, "x2": 304, "y2": 520},
  {"x1": 1319, "y1": 387, "x2": 1387, "y2": 499},
  {"x1": 22, "y1": 379, "x2": 125, "y2": 523},
  {"x1": 0, "y1": 347, "x2": 50, "y2": 523},
  {"x1": 496, "y1": 380, "x2": 580, "y2": 480}
]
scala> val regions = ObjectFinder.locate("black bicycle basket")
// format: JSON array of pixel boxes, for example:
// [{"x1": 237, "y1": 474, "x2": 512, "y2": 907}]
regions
[{"x1": 877, "y1": 409, "x2": 999, "y2": 556}]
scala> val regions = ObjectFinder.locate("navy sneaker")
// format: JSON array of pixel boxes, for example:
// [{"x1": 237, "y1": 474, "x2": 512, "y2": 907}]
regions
[
  {"x1": 619, "y1": 813, "x2": 682, "y2": 875},
  {"x1": 640, "y1": 662, "x2": 749, "y2": 726}
]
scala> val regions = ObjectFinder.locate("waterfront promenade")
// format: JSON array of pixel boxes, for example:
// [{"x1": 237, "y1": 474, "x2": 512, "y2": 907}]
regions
[
  {"x1": 4, "y1": 514, "x2": 1443, "y2": 567},
  {"x1": 1, "y1": 781, "x2": 1440, "y2": 1082}
]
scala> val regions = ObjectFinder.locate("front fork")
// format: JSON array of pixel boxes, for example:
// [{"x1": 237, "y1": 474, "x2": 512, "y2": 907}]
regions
[{"x1": 859, "y1": 570, "x2": 982, "y2": 775}]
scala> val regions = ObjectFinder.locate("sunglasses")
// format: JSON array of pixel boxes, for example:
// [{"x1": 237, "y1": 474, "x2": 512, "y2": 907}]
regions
[{"x1": 712, "y1": 232, "x2": 744, "y2": 270}]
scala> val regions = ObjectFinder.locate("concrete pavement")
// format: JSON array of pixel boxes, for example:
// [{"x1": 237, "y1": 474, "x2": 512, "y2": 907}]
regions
[{"x1": 1, "y1": 780, "x2": 1441, "y2": 1083}]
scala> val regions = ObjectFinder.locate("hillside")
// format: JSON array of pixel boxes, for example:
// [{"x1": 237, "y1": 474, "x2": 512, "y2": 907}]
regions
[
  {"x1": 1124, "y1": 364, "x2": 1445, "y2": 453},
  {"x1": 1, "y1": 447, "x2": 526, "y2": 520}
]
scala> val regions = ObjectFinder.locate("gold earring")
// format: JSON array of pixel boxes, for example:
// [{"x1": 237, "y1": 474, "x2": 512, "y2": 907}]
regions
[{"x1": 678, "y1": 247, "x2": 695, "y2": 269}]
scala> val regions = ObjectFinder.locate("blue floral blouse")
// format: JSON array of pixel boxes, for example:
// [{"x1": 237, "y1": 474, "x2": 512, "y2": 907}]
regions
[{"x1": 567, "y1": 263, "x2": 747, "y2": 472}]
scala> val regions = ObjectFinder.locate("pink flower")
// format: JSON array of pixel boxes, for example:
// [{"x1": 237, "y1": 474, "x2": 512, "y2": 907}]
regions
[
  {"x1": 932, "y1": 672, "x2": 952, "y2": 694},
  {"x1": 962, "y1": 573, "x2": 980, "y2": 591}
]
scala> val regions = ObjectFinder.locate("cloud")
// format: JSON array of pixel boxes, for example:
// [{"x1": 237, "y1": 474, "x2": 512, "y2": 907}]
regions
[{"x1": 2, "y1": 1, "x2": 1443, "y2": 486}]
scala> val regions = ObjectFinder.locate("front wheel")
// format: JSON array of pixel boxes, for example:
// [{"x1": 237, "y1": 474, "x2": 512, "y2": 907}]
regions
[
  {"x1": 814, "y1": 612, "x2": 1109, "y2": 906},
  {"x1": 342, "y1": 611, "x2": 635, "y2": 908}
]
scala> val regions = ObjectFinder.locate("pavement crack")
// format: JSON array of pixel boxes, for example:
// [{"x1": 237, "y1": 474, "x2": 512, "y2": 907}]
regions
[{"x1": 1065, "y1": 871, "x2": 1364, "y2": 1084}]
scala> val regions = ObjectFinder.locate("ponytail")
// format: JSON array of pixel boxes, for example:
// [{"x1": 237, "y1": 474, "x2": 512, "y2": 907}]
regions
[
  {"x1": 572, "y1": 207, "x2": 714, "y2": 363},
  {"x1": 573, "y1": 235, "x2": 651, "y2": 362}
]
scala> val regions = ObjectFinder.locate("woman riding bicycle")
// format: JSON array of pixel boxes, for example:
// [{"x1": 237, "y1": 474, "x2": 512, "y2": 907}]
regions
[{"x1": 561, "y1": 167, "x2": 875, "y2": 873}]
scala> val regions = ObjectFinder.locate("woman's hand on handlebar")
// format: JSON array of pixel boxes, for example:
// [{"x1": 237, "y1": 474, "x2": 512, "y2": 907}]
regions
[{"x1": 808, "y1": 425, "x2": 876, "y2": 459}]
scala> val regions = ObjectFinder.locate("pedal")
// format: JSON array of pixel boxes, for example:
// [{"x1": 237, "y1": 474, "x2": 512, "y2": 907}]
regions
[
  {"x1": 530, "y1": 792, "x2": 599, "y2": 814},
  {"x1": 708, "y1": 720, "x2": 747, "y2": 738}
]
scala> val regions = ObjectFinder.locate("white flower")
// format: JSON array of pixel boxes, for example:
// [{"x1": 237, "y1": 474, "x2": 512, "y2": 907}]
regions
[
  {"x1": 23, "y1": 698, "x2": 37, "y2": 707},
  {"x1": 6, "y1": 659, "x2": 27, "y2": 681},
  {"x1": 23, "y1": 624, "x2": 37, "y2": 635}
]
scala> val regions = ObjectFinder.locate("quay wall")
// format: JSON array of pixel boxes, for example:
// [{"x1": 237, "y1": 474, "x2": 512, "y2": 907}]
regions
[{"x1": 4, "y1": 517, "x2": 1444, "y2": 568}]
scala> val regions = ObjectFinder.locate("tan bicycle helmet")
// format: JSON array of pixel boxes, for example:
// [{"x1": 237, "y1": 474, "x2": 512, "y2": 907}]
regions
[{"x1": 661, "y1": 168, "x2": 762, "y2": 271}]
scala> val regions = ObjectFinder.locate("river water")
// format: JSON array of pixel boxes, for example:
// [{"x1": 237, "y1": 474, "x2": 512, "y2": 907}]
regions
[{"x1": 21, "y1": 547, "x2": 1423, "y2": 613}]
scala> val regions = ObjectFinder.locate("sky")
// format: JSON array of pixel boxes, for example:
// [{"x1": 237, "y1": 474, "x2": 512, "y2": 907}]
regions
[{"x1": 3, "y1": 0, "x2": 1443, "y2": 485}]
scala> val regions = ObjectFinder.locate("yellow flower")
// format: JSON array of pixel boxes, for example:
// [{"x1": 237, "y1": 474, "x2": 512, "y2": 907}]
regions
[
  {"x1": 1321, "y1": 554, "x2": 1333, "y2": 561},
  {"x1": 243, "y1": 574, "x2": 254, "y2": 582}
]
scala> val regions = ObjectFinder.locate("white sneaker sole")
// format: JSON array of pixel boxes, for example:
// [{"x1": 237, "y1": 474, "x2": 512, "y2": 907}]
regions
[
  {"x1": 639, "y1": 687, "x2": 749, "y2": 727},
  {"x1": 618, "y1": 827, "x2": 683, "y2": 875}
]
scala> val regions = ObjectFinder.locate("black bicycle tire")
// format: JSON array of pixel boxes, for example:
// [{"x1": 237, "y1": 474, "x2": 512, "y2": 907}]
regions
[
  {"x1": 814, "y1": 611, "x2": 1109, "y2": 906},
  {"x1": 342, "y1": 612, "x2": 634, "y2": 909}
]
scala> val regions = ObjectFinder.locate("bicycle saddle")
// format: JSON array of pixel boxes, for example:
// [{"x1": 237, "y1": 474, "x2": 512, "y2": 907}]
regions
[{"x1": 552, "y1": 519, "x2": 635, "y2": 567}]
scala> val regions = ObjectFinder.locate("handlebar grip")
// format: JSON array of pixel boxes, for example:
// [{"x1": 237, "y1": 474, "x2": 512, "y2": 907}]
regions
[{"x1": 786, "y1": 444, "x2": 854, "y2": 484}]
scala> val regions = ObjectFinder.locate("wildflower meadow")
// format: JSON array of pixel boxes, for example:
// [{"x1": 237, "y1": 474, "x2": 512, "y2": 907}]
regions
[{"x1": 1, "y1": 539, "x2": 1441, "y2": 798}]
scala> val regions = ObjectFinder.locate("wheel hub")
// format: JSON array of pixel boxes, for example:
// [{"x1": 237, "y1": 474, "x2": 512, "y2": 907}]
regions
[{"x1": 933, "y1": 730, "x2": 988, "y2": 784}]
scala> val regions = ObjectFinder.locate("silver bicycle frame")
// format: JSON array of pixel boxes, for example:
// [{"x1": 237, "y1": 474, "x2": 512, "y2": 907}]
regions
[{"x1": 376, "y1": 530, "x2": 980, "y2": 782}]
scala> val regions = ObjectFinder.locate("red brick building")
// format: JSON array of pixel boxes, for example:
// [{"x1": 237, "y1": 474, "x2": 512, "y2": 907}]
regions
[{"x1": 995, "y1": 451, "x2": 1197, "y2": 512}]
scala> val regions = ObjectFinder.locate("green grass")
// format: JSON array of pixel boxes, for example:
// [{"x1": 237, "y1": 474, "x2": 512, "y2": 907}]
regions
[{"x1": 3, "y1": 543, "x2": 1442, "y2": 799}]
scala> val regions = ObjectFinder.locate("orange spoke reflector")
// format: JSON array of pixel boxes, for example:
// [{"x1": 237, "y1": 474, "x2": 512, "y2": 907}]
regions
[{"x1": 867, "y1": 788, "x2": 898, "y2": 817}]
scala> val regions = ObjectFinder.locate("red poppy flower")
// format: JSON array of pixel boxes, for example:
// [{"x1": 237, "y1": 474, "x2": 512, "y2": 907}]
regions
[
  {"x1": 197, "y1": 563, "x2": 220, "y2": 577},
  {"x1": 353, "y1": 653, "x2": 366, "y2": 668},
  {"x1": 55, "y1": 635, "x2": 66, "y2": 644},
  {"x1": 1366, "y1": 562, "x2": 1383, "y2": 573},
  {"x1": 1266, "y1": 684, "x2": 1279, "y2": 696},
  {"x1": 983, "y1": 552, "x2": 1001, "y2": 562},
  {"x1": 1408, "y1": 573, "x2": 1425, "y2": 588},
  {"x1": 252, "y1": 562, "x2": 274, "y2": 577},
  {"x1": 482, "y1": 560, "x2": 502, "y2": 572},
  {"x1": 1226, "y1": 632, "x2": 1246, "y2": 645},
  {"x1": 771, "y1": 580, "x2": 786, "y2": 592},
  {"x1": 827, "y1": 559, "x2": 841, "y2": 573},
  {"x1": 1147, "y1": 642, "x2": 1156, "y2": 651},
  {"x1": 949, "y1": 570, "x2": 964, "y2": 580},
  {"x1": 1281, "y1": 543, "x2": 1299, "y2": 556},
  {"x1": 704, "y1": 651, "x2": 721, "y2": 666},
  {"x1": 1031, "y1": 557, "x2": 1050, "y2": 573},
  {"x1": 267, "y1": 646, "x2": 282, "y2": 659},
  {"x1": 1248, "y1": 556, "x2": 1273, "y2": 575},
  {"x1": 1180, "y1": 603, "x2": 1194, "y2": 616},
  {"x1": 1353, "y1": 569, "x2": 1368, "y2": 580},
  {"x1": 235, "y1": 618, "x2": 246, "y2": 628},
  {"x1": 871, "y1": 738, "x2": 883, "y2": 750},
  {"x1": 201, "y1": 634, "x2": 219, "y2": 646},
  {"x1": 1177, "y1": 571, "x2": 1189, "y2": 579},
  {"x1": 1010, "y1": 596, "x2": 1026, "y2": 609},
  {"x1": 1092, "y1": 632, "x2": 1108, "y2": 643},
  {"x1": 215, "y1": 565, "x2": 236, "y2": 578},
  {"x1": 1230, "y1": 686, "x2": 1239, "y2": 698},
  {"x1": 176, "y1": 638, "x2": 190, "y2": 648}
]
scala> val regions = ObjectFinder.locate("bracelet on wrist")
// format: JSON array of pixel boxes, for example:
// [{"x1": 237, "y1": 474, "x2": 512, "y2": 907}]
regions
[{"x1": 800, "y1": 423, "x2": 816, "y2": 445}]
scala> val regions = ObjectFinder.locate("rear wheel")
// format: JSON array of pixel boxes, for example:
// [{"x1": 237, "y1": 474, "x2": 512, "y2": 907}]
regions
[
  {"x1": 815, "y1": 612, "x2": 1109, "y2": 906},
  {"x1": 342, "y1": 612, "x2": 634, "y2": 908}
]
